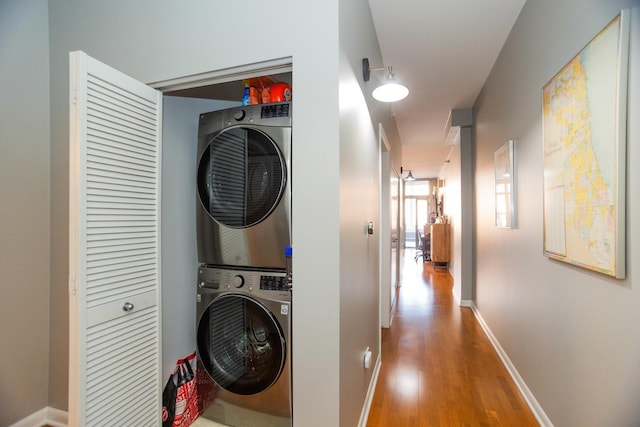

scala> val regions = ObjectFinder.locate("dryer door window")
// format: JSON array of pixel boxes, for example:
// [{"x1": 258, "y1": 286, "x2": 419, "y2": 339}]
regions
[
  {"x1": 198, "y1": 127, "x2": 286, "y2": 228},
  {"x1": 197, "y1": 294, "x2": 286, "y2": 395}
]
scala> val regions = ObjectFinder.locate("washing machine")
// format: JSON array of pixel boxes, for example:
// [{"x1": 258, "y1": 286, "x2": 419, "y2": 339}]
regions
[
  {"x1": 196, "y1": 102, "x2": 292, "y2": 270},
  {"x1": 196, "y1": 266, "x2": 292, "y2": 427}
]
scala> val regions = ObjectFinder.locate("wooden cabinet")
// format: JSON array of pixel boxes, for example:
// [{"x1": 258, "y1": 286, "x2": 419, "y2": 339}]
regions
[{"x1": 430, "y1": 223, "x2": 450, "y2": 265}]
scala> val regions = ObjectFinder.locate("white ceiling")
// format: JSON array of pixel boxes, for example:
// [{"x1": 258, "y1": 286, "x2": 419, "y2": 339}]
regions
[{"x1": 368, "y1": 0, "x2": 526, "y2": 179}]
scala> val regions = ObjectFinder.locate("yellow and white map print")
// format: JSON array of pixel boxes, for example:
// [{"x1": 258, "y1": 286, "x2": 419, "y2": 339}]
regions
[{"x1": 543, "y1": 14, "x2": 624, "y2": 277}]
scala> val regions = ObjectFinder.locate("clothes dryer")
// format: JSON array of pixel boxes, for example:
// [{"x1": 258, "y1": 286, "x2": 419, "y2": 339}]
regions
[
  {"x1": 196, "y1": 266, "x2": 291, "y2": 427},
  {"x1": 196, "y1": 103, "x2": 291, "y2": 270}
]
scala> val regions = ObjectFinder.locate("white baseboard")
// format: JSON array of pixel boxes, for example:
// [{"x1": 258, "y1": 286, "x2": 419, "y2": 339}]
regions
[
  {"x1": 358, "y1": 352, "x2": 382, "y2": 427},
  {"x1": 9, "y1": 407, "x2": 68, "y2": 427},
  {"x1": 470, "y1": 303, "x2": 553, "y2": 427},
  {"x1": 451, "y1": 289, "x2": 473, "y2": 308}
]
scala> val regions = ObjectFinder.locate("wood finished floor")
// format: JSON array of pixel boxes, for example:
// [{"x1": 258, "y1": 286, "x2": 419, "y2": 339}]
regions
[{"x1": 366, "y1": 259, "x2": 539, "y2": 427}]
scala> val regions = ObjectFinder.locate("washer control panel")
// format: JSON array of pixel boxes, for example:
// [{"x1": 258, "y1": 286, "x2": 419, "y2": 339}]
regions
[{"x1": 198, "y1": 266, "x2": 290, "y2": 294}]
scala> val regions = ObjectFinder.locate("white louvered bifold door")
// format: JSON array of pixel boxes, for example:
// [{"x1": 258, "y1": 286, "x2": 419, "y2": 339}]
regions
[{"x1": 69, "y1": 51, "x2": 162, "y2": 427}]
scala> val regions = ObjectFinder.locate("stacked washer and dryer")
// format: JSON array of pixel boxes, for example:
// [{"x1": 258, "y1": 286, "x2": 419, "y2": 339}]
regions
[{"x1": 195, "y1": 102, "x2": 293, "y2": 427}]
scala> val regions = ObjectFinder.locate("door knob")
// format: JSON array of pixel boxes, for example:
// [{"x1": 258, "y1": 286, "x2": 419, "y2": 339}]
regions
[{"x1": 122, "y1": 302, "x2": 134, "y2": 312}]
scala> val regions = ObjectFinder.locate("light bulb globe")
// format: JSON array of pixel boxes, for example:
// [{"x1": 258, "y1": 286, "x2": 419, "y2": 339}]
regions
[{"x1": 372, "y1": 81, "x2": 409, "y2": 102}]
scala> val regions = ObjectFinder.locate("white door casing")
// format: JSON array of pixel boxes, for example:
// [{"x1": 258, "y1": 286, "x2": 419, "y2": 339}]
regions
[
  {"x1": 390, "y1": 165, "x2": 400, "y2": 295},
  {"x1": 68, "y1": 51, "x2": 162, "y2": 426},
  {"x1": 379, "y1": 124, "x2": 397, "y2": 329}
]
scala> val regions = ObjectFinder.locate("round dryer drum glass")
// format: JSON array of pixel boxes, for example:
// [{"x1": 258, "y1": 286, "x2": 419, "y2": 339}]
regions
[
  {"x1": 197, "y1": 127, "x2": 286, "y2": 228},
  {"x1": 197, "y1": 294, "x2": 286, "y2": 395}
]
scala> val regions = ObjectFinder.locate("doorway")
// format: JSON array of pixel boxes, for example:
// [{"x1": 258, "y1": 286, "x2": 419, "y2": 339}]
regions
[
  {"x1": 379, "y1": 124, "x2": 400, "y2": 329},
  {"x1": 403, "y1": 180, "x2": 432, "y2": 249},
  {"x1": 156, "y1": 62, "x2": 293, "y2": 382}
]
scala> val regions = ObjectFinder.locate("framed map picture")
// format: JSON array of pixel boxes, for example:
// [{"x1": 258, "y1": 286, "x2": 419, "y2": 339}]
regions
[
  {"x1": 495, "y1": 140, "x2": 516, "y2": 229},
  {"x1": 542, "y1": 10, "x2": 629, "y2": 278}
]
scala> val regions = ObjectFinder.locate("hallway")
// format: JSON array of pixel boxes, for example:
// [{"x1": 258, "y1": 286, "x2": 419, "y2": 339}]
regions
[{"x1": 367, "y1": 259, "x2": 539, "y2": 426}]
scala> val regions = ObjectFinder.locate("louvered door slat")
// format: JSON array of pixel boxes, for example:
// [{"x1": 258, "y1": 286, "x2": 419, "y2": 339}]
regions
[
  {"x1": 88, "y1": 146, "x2": 156, "y2": 170},
  {"x1": 87, "y1": 263, "x2": 155, "y2": 282},
  {"x1": 88, "y1": 334, "x2": 156, "y2": 378},
  {"x1": 87, "y1": 267, "x2": 155, "y2": 288},
  {"x1": 86, "y1": 241, "x2": 155, "y2": 252},
  {"x1": 88, "y1": 74, "x2": 158, "y2": 116},
  {"x1": 88, "y1": 120, "x2": 158, "y2": 151},
  {"x1": 87, "y1": 78, "x2": 157, "y2": 127},
  {"x1": 88, "y1": 201, "x2": 157, "y2": 211},
  {"x1": 88, "y1": 228, "x2": 156, "y2": 239},
  {"x1": 85, "y1": 241, "x2": 156, "y2": 255},
  {"x1": 88, "y1": 277, "x2": 155, "y2": 303},
  {"x1": 88, "y1": 220, "x2": 155, "y2": 229},
  {"x1": 87, "y1": 114, "x2": 157, "y2": 145},
  {"x1": 88, "y1": 187, "x2": 155, "y2": 202},
  {"x1": 69, "y1": 51, "x2": 161, "y2": 427},
  {"x1": 87, "y1": 171, "x2": 156, "y2": 189},
  {"x1": 88, "y1": 143, "x2": 156, "y2": 168},
  {"x1": 89, "y1": 196, "x2": 157, "y2": 208},
  {"x1": 87, "y1": 251, "x2": 154, "y2": 268},
  {"x1": 88, "y1": 325, "x2": 156, "y2": 364},
  {"x1": 87, "y1": 155, "x2": 157, "y2": 180},
  {"x1": 87, "y1": 100, "x2": 157, "y2": 130},
  {"x1": 89, "y1": 128, "x2": 157, "y2": 157}
]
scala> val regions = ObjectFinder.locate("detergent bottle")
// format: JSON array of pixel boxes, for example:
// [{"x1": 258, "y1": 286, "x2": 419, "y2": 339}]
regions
[{"x1": 241, "y1": 79, "x2": 251, "y2": 106}]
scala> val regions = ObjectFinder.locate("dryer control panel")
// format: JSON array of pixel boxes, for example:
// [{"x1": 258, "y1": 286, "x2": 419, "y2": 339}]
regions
[
  {"x1": 259, "y1": 275, "x2": 289, "y2": 291},
  {"x1": 260, "y1": 103, "x2": 290, "y2": 119}
]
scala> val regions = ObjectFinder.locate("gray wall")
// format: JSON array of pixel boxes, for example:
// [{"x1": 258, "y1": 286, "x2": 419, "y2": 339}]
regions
[
  {"x1": 440, "y1": 127, "x2": 474, "y2": 305},
  {"x1": 474, "y1": 0, "x2": 640, "y2": 425},
  {"x1": 160, "y1": 96, "x2": 238, "y2": 383},
  {"x1": 0, "y1": 1, "x2": 51, "y2": 425},
  {"x1": 440, "y1": 143, "x2": 462, "y2": 299},
  {"x1": 338, "y1": 0, "x2": 393, "y2": 424}
]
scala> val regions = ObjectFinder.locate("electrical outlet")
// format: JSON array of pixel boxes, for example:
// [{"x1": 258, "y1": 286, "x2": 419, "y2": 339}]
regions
[{"x1": 363, "y1": 347, "x2": 372, "y2": 369}]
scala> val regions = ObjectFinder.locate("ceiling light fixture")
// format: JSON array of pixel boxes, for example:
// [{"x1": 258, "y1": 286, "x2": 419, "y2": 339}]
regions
[
  {"x1": 362, "y1": 58, "x2": 409, "y2": 103},
  {"x1": 400, "y1": 167, "x2": 415, "y2": 181}
]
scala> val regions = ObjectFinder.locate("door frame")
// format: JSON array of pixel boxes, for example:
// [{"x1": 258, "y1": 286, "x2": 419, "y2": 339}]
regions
[
  {"x1": 149, "y1": 57, "x2": 292, "y2": 92},
  {"x1": 378, "y1": 124, "x2": 399, "y2": 329}
]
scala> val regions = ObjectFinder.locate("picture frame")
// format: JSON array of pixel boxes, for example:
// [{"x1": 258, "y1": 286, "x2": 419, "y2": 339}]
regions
[
  {"x1": 494, "y1": 140, "x2": 516, "y2": 229},
  {"x1": 542, "y1": 10, "x2": 629, "y2": 278}
]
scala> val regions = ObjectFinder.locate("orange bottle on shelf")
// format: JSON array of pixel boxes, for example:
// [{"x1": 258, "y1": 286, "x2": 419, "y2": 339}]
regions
[
  {"x1": 261, "y1": 86, "x2": 271, "y2": 103},
  {"x1": 249, "y1": 86, "x2": 259, "y2": 105}
]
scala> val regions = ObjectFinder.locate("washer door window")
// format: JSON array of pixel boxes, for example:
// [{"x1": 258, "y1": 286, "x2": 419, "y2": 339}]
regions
[
  {"x1": 198, "y1": 294, "x2": 286, "y2": 395},
  {"x1": 198, "y1": 127, "x2": 285, "y2": 228}
]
